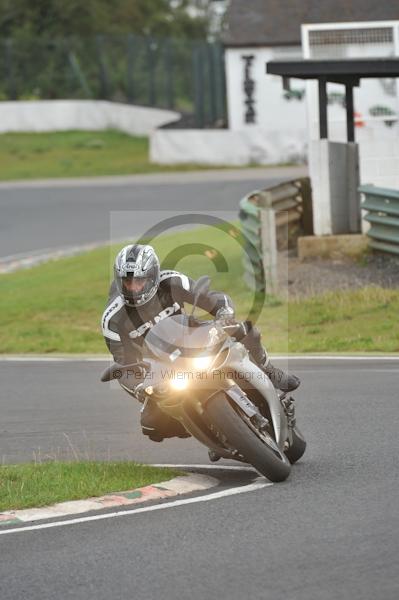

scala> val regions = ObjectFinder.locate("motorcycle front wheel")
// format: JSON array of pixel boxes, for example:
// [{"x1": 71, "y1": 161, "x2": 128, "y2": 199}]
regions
[
  {"x1": 285, "y1": 426, "x2": 307, "y2": 464},
  {"x1": 205, "y1": 391, "x2": 291, "y2": 482}
]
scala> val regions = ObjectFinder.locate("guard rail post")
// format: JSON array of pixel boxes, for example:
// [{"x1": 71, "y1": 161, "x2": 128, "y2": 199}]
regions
[{"x1": 260, "y1": 191, "x2": 278, "y2": 295}]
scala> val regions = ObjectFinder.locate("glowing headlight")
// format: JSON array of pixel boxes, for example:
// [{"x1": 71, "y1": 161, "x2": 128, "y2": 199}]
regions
[
  {"x1": 169, "y1": 376, "x2": 189, "y2": 391},
  {"x1": 193, "y1": 356, "x2": 212, "y2": 370}
]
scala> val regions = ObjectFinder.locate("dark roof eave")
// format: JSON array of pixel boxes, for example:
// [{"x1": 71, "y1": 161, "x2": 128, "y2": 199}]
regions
[{"x1": 267, "y1": 58, "x2": 399, "y2": 80}]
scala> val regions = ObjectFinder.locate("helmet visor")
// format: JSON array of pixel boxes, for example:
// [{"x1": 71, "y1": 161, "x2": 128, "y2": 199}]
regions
[
  {"x1": 122, "y1": 275, "x2": 153, "y2": 297},
  {"x1": 119, "y1": 267, "x2": 159, "y2": 305}
]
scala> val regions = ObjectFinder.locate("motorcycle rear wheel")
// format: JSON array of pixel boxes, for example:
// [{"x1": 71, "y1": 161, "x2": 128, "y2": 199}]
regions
[{"x1": 206, "y1": 391, "x2": 291, "y2": 482}]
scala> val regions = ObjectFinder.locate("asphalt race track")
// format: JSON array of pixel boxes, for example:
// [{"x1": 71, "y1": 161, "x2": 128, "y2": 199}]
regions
[
  {"x1": 1, "y1": 168, "x2": 397, "y2": 598},
  {"x1": 0, "y1": 358, "x2": 398, "y2": 600},
  {"x1": 0, "y1": 168, "x2": 305, "y2": 262}
]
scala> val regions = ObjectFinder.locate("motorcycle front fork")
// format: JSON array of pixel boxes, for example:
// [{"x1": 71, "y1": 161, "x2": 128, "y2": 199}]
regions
[{"x1": 279, "y1": 392, "x2": 296, "y2": 430}]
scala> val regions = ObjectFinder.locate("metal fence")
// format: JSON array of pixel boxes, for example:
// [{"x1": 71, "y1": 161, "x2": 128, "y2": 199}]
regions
[
  {"x1": 360, "y1": 184, "x2": 399, "y2": 256},
  {"x1": 239, "y1": 178, "x2": 313, "y2": 293},
  {"x1": 0, "y1": 34, "x2": 227, "y2": 128}
]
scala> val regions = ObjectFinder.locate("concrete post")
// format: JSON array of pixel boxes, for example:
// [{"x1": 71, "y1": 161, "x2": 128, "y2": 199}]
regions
[{"x1": 309, "y1": 139, "x2": 361, "y2": 235}]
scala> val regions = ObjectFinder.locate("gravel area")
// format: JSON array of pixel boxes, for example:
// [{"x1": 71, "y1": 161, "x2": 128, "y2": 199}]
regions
[{"x1": 277, "y1": 251, "x2": 399, "y2": 299}]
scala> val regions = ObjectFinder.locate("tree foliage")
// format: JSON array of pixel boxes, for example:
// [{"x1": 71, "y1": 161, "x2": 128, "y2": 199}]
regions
[{"x1": 0, "y1": 0, "x2": 210, "y2": 39}]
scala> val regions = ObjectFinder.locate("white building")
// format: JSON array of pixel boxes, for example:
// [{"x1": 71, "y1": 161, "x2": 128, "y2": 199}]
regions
[{"x1": 223, "y1": 0, "x2": 399, "y2": 166}]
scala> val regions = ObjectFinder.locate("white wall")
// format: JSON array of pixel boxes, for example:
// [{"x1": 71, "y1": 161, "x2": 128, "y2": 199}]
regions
[
  {"x1": 304, "y1": 78, "x2": 399, "y2": 190},
  {"x1": 303, "y1": 21, "x2": 399, "y2": 190},
  {"x1": 151, "y1": 45, "x2": 308, "y2": 166},
  {"x1": 360, "y1": 138, "x2": 399, "y2": 190},
  {"x1": 225, "y1": 45, "x2": 307, "y2": 163},
  {"x1": 0, "y1": 100, "x2": 179, "y2": 136},
  {"x1": 150, "y1": 128, "x2": 305, "y2": 165}
]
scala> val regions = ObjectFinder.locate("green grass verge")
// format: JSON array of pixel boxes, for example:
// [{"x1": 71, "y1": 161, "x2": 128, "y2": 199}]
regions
[
  {"x1": 0, "y1": 462, "x2": 181, "y2": 512},
  {"x1": 0, "y1": 130, "x2": 245, "y2": 180},
  {"x1": 1, "y1": 224, "x2": 398, "y2": 353}
]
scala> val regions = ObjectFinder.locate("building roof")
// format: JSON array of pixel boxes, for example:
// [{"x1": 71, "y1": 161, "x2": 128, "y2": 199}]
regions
[
  {"x1": 223, "y1": 0, "x2": 399, "y2": 47},
  {"x1": 267, "y1": 57, "x2": 399, "y2": 81}
]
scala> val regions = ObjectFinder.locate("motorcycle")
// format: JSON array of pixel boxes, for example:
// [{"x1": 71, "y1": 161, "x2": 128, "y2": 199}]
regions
[{"x1": 101, "y1": 276, "x2": 306, "y2": 482}]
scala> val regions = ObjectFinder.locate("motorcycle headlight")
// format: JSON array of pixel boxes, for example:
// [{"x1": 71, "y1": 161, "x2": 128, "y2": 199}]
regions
[
  {"x1": 192, "y1": 356, "x2": 213, "y2": 370},
  {"x1": 169, "y1": 375, "x2": 189, "y2": 391}
]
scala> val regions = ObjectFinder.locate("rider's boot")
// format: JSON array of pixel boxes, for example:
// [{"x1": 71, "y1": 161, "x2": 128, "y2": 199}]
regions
[
  {"x1": 141, "y1": 398, "x2": 191, "y2": 441},
  {"x1": 259, "y1": 354, "x2": 300, "y2": 392}
]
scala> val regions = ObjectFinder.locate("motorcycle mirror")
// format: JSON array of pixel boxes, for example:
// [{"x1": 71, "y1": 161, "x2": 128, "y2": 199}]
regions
[
  {"x1": 100, "y1": 361, "x2": 149, "y2": 382},
  {"x1": 190, "y1": 275, "x2": 211, "y2": 316}
]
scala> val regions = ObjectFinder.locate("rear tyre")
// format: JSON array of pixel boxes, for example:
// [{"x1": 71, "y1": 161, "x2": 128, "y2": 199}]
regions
[
  {"x1": 205, "y1": 391, "x2": 291, "y2": 482},
  {"x1": 285, "y1": 426, "x2": 307, "y2": 464}
]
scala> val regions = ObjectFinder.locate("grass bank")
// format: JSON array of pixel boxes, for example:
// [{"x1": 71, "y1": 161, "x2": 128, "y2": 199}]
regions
[
  {"x1": 0, "y1": 462, "x2": 181, "y2": 512},
  {"x1": 0, "y1": 130, "x2": 234, "y2": 180},
  {"x1": 1, "y1": 225, "x2": 398, "y2": 353}
]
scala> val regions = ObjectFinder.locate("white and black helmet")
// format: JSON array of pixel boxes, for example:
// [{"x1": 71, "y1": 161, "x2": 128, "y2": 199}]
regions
[{"x1": 114, "y1": 244, "x2": 160, "y2": 307}]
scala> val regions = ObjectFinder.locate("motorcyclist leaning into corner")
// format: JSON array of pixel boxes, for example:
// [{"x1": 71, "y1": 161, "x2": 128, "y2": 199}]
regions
[{"x1": 101, "y1": 244, "x2": 300, "y2": 442}]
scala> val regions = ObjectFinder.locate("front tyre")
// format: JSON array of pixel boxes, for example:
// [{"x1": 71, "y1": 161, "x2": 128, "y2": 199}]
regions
[
  {"x1": 285, "y1": 426, "x2": 306, "y2": 464},
  {"x1": 206, "y1": 392, "x2": 291, "y2": 482}
]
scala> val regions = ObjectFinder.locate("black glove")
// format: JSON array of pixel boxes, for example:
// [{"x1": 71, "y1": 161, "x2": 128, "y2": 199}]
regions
[{"x1": 215, "y1": 306, "x2": 235, "y2": 326}]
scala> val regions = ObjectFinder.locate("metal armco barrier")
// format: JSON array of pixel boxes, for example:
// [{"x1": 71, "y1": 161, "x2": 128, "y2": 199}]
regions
[
  {"x1": 239, "y1": 177, "x2": 313, "y2": 293},
  {"x1": 360, "y1": 185, "x2": 399, "y2": 256}
]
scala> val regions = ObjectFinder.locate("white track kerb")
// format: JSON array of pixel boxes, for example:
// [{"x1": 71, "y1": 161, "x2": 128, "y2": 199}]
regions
[
  {"x1": 0, "y1": 467, "x2": 271, "y2": 536},
  {"x1": 0, "y1": 473, "x2": 217, "y2": 527}
]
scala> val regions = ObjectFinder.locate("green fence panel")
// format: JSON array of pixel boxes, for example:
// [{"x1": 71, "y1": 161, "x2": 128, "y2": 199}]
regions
[
  {"x1": 239, "y1": 178, "x2": 313, "y2": 293},
  {"x1": 239, "y1": 192, "x2": 264, "y2": 292},
  {"x1": 0, "y1": 34, "x2": 227, "y2": 128},
  {"x1": 360, "y1": 185, "x2": 399, "y2": 256}
]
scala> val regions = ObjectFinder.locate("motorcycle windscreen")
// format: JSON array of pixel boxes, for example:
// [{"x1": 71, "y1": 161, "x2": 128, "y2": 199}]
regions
[{"x1": 145, "y1": 314, "x2": 225, "y2": 361}]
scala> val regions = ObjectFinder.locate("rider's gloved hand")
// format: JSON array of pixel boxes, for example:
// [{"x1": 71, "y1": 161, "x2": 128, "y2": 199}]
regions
[{"x1": 215, "y1": 306, "x2": 235, "y2": 326}]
